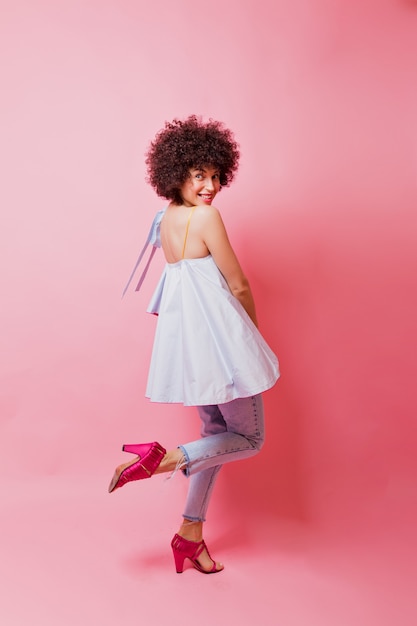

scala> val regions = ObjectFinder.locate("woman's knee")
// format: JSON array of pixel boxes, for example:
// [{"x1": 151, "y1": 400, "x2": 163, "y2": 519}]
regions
[
  {"x1": 247, "y1": 395, "x2": 265, "y2": 451},
  {"x1": 250, "y1": 430, "x2": 265, "y2": 452}
]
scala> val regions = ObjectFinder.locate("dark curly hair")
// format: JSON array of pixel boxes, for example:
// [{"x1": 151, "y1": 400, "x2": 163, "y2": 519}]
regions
[{"x1": 145, "y1": 115, "x2": 240, "y2": 205}]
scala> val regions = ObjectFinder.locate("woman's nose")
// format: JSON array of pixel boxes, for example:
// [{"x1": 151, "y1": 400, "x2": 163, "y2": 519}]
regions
[{"x1": 204, "y1": 178, "x2": 214, "y2": 190}]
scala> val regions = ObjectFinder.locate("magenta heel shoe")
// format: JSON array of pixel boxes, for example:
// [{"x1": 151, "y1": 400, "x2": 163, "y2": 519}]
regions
[
  {"x1": 108, "y1": 441, "x2": 166, "y2": 493},
  {"x1": 171, "y1": 534, "x2": 224, "y2": 574}
]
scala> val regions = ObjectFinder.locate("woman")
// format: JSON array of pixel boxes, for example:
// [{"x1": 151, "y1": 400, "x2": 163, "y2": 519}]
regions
[{"x1": 108, "y1": 115, "x2": 279, "y2": 574}]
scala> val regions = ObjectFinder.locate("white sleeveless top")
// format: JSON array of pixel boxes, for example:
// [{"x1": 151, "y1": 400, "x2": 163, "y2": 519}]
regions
[{"x1": 124, "y1": 208, "x2": 280, "y2": 406}]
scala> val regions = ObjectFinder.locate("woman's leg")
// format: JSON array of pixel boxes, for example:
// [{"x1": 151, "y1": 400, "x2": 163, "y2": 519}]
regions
[
  {"x1": 179, "y1": 395, "x2": 264, "y2": 522},
  {"x1": 176, "y1": 395, "x2": 264, "y2": 571},
  {"x1": 180, "y1": 394, "x2": 265, "y2": 478},
  {"x1": 182, "y1": 404, "x2": 227, "y2": 522}
]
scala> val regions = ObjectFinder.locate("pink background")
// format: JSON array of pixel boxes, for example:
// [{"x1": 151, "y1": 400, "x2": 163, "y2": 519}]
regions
[{"x1": 1, "y1": 1, "x2": 416, "y2": 625}]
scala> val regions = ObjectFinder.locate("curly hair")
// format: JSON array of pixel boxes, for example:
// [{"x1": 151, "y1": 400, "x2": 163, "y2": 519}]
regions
[{"x1": 145, "y1": 115, "x2": 240, "y2": 205}]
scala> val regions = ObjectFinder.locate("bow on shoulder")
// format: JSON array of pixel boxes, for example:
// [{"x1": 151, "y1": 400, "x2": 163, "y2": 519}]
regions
[{"x1": 122, "y1": 208, "x2": 166, "y2": 298}]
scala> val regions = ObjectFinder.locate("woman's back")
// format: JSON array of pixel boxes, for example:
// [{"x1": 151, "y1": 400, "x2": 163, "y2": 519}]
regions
[{"x1": 160, "y1": 204, "x2": 210, "y2": 264}]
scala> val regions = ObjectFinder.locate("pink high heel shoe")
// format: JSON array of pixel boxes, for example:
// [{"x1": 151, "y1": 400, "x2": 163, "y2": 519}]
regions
[
  {"x1": 108, "y1": 442, "x2": 166, "y2": 493},
  {"x1": 171, "y1": 533, "x2": 224, "y2": 574}
]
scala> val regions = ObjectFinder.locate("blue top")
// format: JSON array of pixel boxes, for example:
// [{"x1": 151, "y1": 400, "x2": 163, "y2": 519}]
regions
[{"x1": 124, "y1": 209, "x2": 280, "y2": 406}]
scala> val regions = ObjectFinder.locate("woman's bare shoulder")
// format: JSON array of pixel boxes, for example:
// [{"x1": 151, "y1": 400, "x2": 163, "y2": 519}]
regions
[{"x1": 195, "y1": 204, "x2": 223, "y2": 223}]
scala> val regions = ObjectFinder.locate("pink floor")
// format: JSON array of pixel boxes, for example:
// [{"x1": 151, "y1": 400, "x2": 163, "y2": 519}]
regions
[{"x1": 2, "y1": 469, "x2": 415, "y2": 626}]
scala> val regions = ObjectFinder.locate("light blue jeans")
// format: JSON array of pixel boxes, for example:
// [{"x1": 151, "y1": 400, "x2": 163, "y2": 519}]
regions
[{"x1": 179, "y1": 394, "x2": 265, "y2": 522}]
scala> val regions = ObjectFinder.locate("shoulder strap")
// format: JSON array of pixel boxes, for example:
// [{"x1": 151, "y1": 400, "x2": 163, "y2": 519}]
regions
[
  {"x1": 181, "y1": 206, "x2": 196, "y2": 259},
  {"x1": 122, "y1": 208, "x2": 166, "y2": 297}
]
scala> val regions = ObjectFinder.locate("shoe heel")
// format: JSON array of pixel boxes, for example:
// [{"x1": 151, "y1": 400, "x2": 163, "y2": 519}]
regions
[
  {"x1": 122, "y1": 442, "x2": 165, "y2": 457},
  {"x1": 171, "y1": 534, "x2": 188, "y2": 573},
  {"x1": 122, "y1": 443, "x2": 146, "y2": 455},
  {"x1": 171, "y1": 547, "x2": 186, "y2": 573}
]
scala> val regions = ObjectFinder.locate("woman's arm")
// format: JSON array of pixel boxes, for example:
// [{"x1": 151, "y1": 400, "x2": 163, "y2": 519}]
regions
[{"x1": 202, "y1": 207, "x2": 258, "y2": 327}]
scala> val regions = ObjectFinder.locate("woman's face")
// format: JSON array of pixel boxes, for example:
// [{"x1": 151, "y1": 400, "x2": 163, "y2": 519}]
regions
[{"x1": 178, "y1": 166, "x2": 221, "y2": 207}]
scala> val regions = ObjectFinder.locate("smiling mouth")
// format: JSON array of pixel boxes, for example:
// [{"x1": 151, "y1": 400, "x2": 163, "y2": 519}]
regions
[{"x1": 199, "y1": 194, "x2": 212, "y2": 201}]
